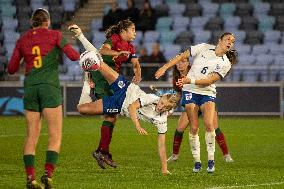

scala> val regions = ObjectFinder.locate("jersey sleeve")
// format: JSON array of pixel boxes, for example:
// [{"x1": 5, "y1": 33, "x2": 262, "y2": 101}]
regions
[
  {"x1": 213, "y1": 59, "x2": 231, "y2": 79},
  {"x1": 139, "y1": 93, "x2": 159, "y2": 107},
  {"x1": 8, "y1": 40, "x2": 22, "y2": 74},
  {"x1": 190, "y1": 43, "x2": 209, "y2": 57}
]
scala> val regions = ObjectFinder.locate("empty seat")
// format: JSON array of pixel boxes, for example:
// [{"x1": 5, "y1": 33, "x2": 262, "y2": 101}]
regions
[
  {"x1": 193, "y1": 30, "x2": 211, "y2": 44},
  {"x1": 211, "y1": 30, "x2": 224, "y2": 44},
  {"x1": 253, "y1": 2, "x2": 270, "y2": 17},
  {"x1": 91, "y1": 19, "x2": 102, "y2": 31},
  {"x1": 238, "y1": 54, "x2": 256, "y2": 65},
  {"x1": 92, "y1": 32, "x2": 105, "y2": 47},
  {"x1": 173, "y1": 16, "x2": 190, "y2": 33},
  {"x1": 201, "y1": 2, "x2": 219, "y2": 17},
  {"x1": 143, "y1": 31, "x2": 160, "y2": 43},
  {"x1": 2, "y1": 18, "x2": 18, "y2": 31},
  {"x1": 224, "y1": 16, "x2": 241, "y2": 31},
  {"x1": 263, "y1": 30, "x2": 281, "y2": 44},
  {"x1": 234, "y1": 44, "x2": 251, "y2": 55},
  {"x1": 252, "y1": 44, "x2": 269, "y2": 55},
  {"x1": 219, "y1": 3, "x2": 236, "y2": 17},
  {"x1": 212, "y1": 0, "x2": 230, "y2": 3},
  {"x1": 231, "y1": 30, "x2": 246, "y2": 44},
  {"x1": 245, "y1": 31, "x2": 263, "y2": 45},
  {"x1": 240, "y1": 16, "x2": 258, "y2": 31},
  {"x1": 255, "y1": 54, "x2": 274, "y2": 65},
  {"x1": 257, "y1": 15, "x2": 276, "y2": 32},
  {"x1": 160, "y1": 31, "x2": 177, "y2": 45},
  {"x1": 163, "y1": 44, "x2": 181, "y2": 60},
  {"x1": 190, "y1": 16, "x2": 210, "y2": 32},
  {"x1": 268, "y1": 44, "x2": 284, "y2": 55},
  {"x1": 169, "y1": 3, "x2": 186, "y2": 17},
  {"x1": 205, "y1": 16, "x2": 224, "y2": 31},
  {"x1": 275, "y1": 16, "x2": 284, "y2": 31},
  {"x1": 274, "y1": 55, "x2": 284, "y2": 65},
  {"x1": 184, "y1": 3, "x2": 202, "y2": 17},
  {"x1": 235, "y1": 3, "x2": 253, "y2": 17},
  {"x1": 269, "y1": 3, "x2": 284, "y2": 16},
  {"x1": 175, "y1": 31, "x2": 194, "y2": 49},
  {"x1": 134, "y1": 31, "x2": 143, "y2": 44},
  {"x1": 155, "y1": 17, "x2": 173, "y2": 31}
]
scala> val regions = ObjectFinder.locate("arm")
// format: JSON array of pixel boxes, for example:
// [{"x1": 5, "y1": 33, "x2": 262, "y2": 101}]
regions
[
  {"x1": 158, "y1": 133, "x2": 169, "y2": 174},
  {"x1": 62, "y1": 44, "x2": 80, "y2": 61},
  {"x1": 128, "y1": 100, "x2": 148, "y2": 135},
  {"x1": 155, "y1": 50, "x2": 190, "y2": 79},
  {"x1": 176, "y1": 73, "x2": 221, "y2": 87},
  {"x1": 8, "y1": 42, "x2": 22, "y2": 74},
  {"x1": 130, "y1": 57, "x2": 141, "y2": 84},
  {"x1": 99, "y1": 43, "x2": 130, "y2": 56}
]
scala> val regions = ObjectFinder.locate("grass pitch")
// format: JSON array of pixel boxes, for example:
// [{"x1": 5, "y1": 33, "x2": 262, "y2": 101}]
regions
[{"x1": 0, "y1": 116, "x2": 284, "y2": 189}]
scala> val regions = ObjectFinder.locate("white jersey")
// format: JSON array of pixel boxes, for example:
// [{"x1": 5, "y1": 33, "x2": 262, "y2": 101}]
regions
[
  {"x1": 121, "y1": 83, "x2": 168, "y2": 134},
  {"x1": 183, "y1": 43, "x2": 231, "y2": 97}
]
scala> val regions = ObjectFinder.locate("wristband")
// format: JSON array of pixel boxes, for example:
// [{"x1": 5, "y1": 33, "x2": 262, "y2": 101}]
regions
[{"x1": 190, "y1": 79, "x2": 196, "y2": 84}]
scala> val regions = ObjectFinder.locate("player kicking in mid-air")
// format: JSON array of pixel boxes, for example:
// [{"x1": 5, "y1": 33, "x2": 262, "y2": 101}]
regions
[{"x1": 69, "y1": 25, "x2": 180, "y2": 174}]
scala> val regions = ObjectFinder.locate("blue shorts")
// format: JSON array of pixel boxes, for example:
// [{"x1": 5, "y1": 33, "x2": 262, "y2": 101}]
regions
[
  {"x1": 102, "y1": 75, "x2": 130, "y2": 114},
  {"x1": 181, "y1": 91, "x2": 215, "y2": 107}
]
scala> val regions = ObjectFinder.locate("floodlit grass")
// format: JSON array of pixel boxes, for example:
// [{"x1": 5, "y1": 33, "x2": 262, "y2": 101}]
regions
[{"x1": 0, "y1": 116, "x2": 284, "y2": 189}]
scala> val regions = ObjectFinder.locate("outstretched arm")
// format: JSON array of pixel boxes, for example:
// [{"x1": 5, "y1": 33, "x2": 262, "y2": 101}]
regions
[
  {"x1": 158, "y1": 134, "x2": 170, "y2": 175},
  {"x1": 176, "y1": 73, "x2": 221, "y2": 87},
  {"x1": 128, "y1": 100, "x2": 148, "y2": 135},
  {"x1": 155, "y1": 50, "x2": 190, "y2": 79},
  {"x1": 99, "y1": 43, "x2": 131, "y2": 56}
]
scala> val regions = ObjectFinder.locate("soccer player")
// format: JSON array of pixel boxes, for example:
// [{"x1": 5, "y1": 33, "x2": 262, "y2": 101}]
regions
[
  {"x1": 8, "y1": 8, "x2": 80, "y2": 189},
  {"x1": 69, "y1": 25, "x2": 179, "y2": 175},
  {"x1": 166, "y1": 56, "x2": 234, "y2": 163},
  {"x1": 155, "y1": 32, "x2": 237, "y2": 173},
  {"x1": 76, "y1": 19, "x2": 141, "y2": 169}
]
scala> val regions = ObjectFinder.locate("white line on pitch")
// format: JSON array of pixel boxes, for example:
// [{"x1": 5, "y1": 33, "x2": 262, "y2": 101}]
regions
[{"x1": 207, "y1": 181, "x2": 284, "y2": 189}]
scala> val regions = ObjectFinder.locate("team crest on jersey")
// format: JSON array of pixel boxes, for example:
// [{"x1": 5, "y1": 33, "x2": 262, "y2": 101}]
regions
[
  {"x1": 185, "y1": 93, "x2": 192, "y2": 100},
  {"x1": 118, "y1": 80, "x2": 125, "y2": 88},
  {"x1": 214, "y1": 64, "x2": 220, "y2": 72}
]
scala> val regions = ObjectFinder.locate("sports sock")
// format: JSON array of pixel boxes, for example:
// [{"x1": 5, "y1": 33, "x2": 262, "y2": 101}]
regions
[
  {"x1": 215, "y1": 128, "x2": 229, "y2": 155},
  {"x1": 78, "y1": 80, "x2": 92, "y2": 105},
  {"x1": 205, "y1": 131, "x2": 216, "y2": 161},
  {"x1": 189, "y1": 133, "x2": 201, "y2": 163},
  {"x1": 45, "y1": 151, "x2": 59, "y2": 178},
  {"x1": 98, "y1": 121, "x2": 114, "y2": 154},
  {"x1": 173, "y1": 129, "x2": 184, "y2": 155},
  {"x1": 24, "y1": 155, "x2": 35, "y2": 181}
]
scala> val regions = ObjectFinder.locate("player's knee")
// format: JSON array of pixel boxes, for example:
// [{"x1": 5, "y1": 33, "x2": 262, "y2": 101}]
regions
[{"x1": 77, "y1": 104, "x2": 88, "y2": 114}]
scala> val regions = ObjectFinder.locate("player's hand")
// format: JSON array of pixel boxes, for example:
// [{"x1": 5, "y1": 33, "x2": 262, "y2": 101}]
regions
[
  {"x1": 132, "y1": 75, "x2": 142, "y2": 84},
  {"x1": 162, "y1": 170, "x2": 172, "y2": 175},
  {"x1": 155, "y1": 67, "x2": 166, "y2": 79},
  {"x1": 68, "y1": 24, "x2": 82, "y2": 37},
  {"x1": 136, "y1": 126, "x2": 148, "y2": 135},
  {"x1": 176, "y1": 77, "x2": 190, "y2": 88}
]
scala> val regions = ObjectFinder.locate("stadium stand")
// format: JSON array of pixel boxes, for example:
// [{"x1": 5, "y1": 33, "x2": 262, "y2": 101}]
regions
[{"x1": 1, "y1": 0, "x2": 284, "y2": 82}]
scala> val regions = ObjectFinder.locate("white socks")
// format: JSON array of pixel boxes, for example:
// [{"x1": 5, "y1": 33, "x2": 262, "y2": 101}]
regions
[
  {"x1": 78, "y1": 80, "x2": 92, "y2": 105},
  {"x1": 189, "y1": 133, "x2": 201, "y2": 163},
  {"x1": 205, "y1": 131, "x2": 216, "y2": 161}
]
